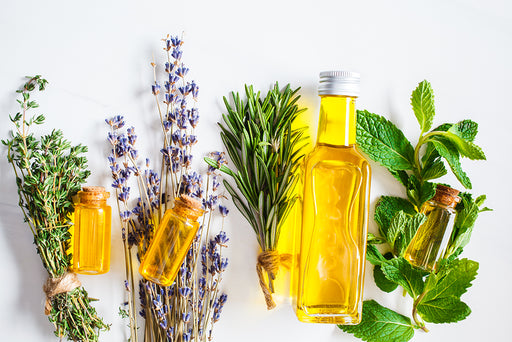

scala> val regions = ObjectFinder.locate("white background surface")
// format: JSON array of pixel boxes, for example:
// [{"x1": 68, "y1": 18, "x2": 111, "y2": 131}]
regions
[{"x1": 0, "y1": 1, "x2": 510, "y2": 341}]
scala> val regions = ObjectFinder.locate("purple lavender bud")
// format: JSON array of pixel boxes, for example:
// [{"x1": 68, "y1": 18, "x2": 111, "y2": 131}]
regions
[
  {"x1": 130, "y1": 148, "x2": 138, "y2": 160},
  {"x1": 182, "y1": 312, "x2": 191, "y2": 322},
  {"x1": 212, "y1": 176, "x2": 220, "y2": 191},
  {"x1": 179, "y1": 287, "x2": 192, "y2": 298},
  {"x1": 151, "y1": 82, "x2": 161, "y2": 95},
  {"x1": 183, "y1": 154, "x2": 192, "y2": 167},
  {"x1": 107, "y1": 132, "x2": 118, "y2": 145},
  {"x1": 215, "y1": 231, "x2": 229, "y2": 245},
  {"x1": 105, "y1": 115, "x2": 125, "y2": 129},
  {"x1": 170, "y1": 36, "x2": 181, "y2": 47},
  {"x1": 120, "y1": 210, "x2": 131, "y2": 222},
  {"x1": 167, "y1": 110, "x2": 176, "y2": 122},
  {"x1": 171, "y1": 131, "x2": 180, "y2": 145},
  {"x1": 175, "y1": 65, "x2": 189, "y2": 78},
  {"x1": 180, "y1": 98, "x2": 187, "y2": 109},
  {"x1": 165, "y1": 61, "x2": 175, "y2": 73},
  {"x1": 178, "y1": 86, "x2": 190, "y2": 96},
  {"x1": 189, "y1": 108, "x2": 199, "y2": 128},
  {"x1": 171, "y1": 47, "x2": 183, "y2": 60},
  {"x1": 190, "y1": 80, "x2": 199, "y2": 98},
  {"x1": 219, "y1": 293, "x2": 228, "y2": 304},
  {"x1": 163, "y1": 120, "x2": 172, "y2": 132},
  {"x1": 169, "y1": 74, "x2": 179, "y2": 84},
  {"x1": 177, "y1": 115, "x2": 188, "y2": 130},
  {"x1": 118, "y1": 187, "x2": 130, "y2": 202},
  {"x1": 219, "y1": 205, "x2": 229, "y2": 217}
]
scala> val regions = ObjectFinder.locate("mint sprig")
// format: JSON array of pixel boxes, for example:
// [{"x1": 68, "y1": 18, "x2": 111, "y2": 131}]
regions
[
  {"x1": 339, "y1": 80, "x2": 489, "y2": 342},
  {"x1": 339, "y1": 300, "x2": 416, "y2": 342}
]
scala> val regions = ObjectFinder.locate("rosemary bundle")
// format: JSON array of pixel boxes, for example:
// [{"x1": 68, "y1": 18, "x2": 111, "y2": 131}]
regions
[
  {"x1": 106, "y1": 36, "x2": 229, "y2": 342},
  {"x1": 2, "y1": 76, "x2": 109, "y2": 341},
  {"x1": 206, "y1": 84, "x2": 307, "y2": 309}
]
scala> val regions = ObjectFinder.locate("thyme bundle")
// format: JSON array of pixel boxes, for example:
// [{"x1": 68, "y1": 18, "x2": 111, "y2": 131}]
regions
[
  {"x1": 2, "y1": 76, "x2": 109, "y2": 341},
  {"x1": 205, "y1": 84, "x2": 308, "y2": 309},
  {"x1": 106, "y1": 36, "x2": 229, "y2": 342}
]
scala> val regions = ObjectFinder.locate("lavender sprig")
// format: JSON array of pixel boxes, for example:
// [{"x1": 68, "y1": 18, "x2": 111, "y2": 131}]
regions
[{"x1": 107, "y1": 35, "x2": 228, "y2": 342}]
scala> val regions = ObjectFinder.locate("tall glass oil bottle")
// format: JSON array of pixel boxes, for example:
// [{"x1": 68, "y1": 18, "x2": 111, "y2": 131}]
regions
[
  {"x1": 274, "y1": 99, "x2": 314, "y2": 304},
  {"x1": 70, "y1": 186, "x2": 111, "y2": 274},
  {"x1": 139, "y1": 195, "x2": 204, "y2": 286},
  {"x1": 404, "y1": 185, "x2": 460, "y2": 272},
  {"x1": 296, "y1": 71, "x2": 371, "y2": 324}
]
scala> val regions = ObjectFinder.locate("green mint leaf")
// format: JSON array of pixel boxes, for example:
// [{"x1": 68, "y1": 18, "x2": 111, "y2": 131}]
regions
[
  {"x1": 443, "y1": 127, "x2": 486, "y2": 160},
  {"x1": 411, "y1": 80, "x2": 435, "y2": 133},
  {"x1": 417, "y1": 258, "x2": 478, "y2": 323},
  {"x1": 375, "y1": 196, "x2": 416, "y2": 238},
  {"x1": 474, "y1": 194, "x2": 486, "y2": 207},
  {"x1": 454, "y1": 119, "x2": 478, "y2": 142},
  {"x1": 389, "y1": 169, "x2": 410, "y2": 187},
  {"x1": 445, "y1": 193, "x2": 481, "y2": 257},
  {"x1": 404, "y1": 175, "x2": 435, "y2": 208},
  {"x1": 386, "y1": 211, "x2": 408, "y2": 250},
  {"x1": 420, "y1": 158, "x2": 447, "y2": 181},
  {"x1": 419, "y1": 181, "x2": 436, "y2": 204},
  {"x1": 367, "y1": 233, "x2": 387, "y2": 245},
  {"x1": 381, "y1": 257, "x2": 426, "y2": 298},
  {"x1": 339, "y1": 300, "x2": 415, "y2": 342},
  {"x1": 373, "y1": 252, "x2": 398, "y2": 293},
  {"x1": 374, "y1": 265, "x2": 399, "y2": 292},
  {"x1": 430, "y1": 137, "x2": 472, "y2": 189},
  {"x1": 366, "y1": 244, "x2": 387, "y2": 266},
  {"x1": 394, "y1": 213, "x2": 426, "y2": 256},
  {"x1": 357, "y1": 110, "x2": 415, "y2": 171},
  {"x1": 418, "y1": 297, "x2": 471, "y2": 324},
  {"x1": 420, "y1": 142, "x2": 447, "y2": 181}
]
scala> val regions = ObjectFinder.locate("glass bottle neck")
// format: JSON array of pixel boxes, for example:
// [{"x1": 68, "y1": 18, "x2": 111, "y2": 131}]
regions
[{"x1": 317, "y1": 95, "x2": 357, "y2": 146}]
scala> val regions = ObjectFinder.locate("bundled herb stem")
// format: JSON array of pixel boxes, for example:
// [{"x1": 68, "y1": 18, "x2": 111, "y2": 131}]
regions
[
  {"x1": 340, "y1": 80, "x2": 489, "y2": 342},
  {"x1": 2, "y1": 76, "x2": 109, "y2": 341},
  {"x1": 205, "y1": 84, "x2": 308, "y2": 309}
]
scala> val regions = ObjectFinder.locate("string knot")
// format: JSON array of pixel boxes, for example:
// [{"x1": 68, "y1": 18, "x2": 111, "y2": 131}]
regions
[
  {"x1": 43, "y1": 272, "x2": 81, "y2": 315},
  {"x1": 256, "y1": 250, "x2": 292, "y2": 310}
]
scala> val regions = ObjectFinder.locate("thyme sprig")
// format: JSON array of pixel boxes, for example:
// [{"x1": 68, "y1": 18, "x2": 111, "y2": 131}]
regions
[{"x1": 2, "y1": 76, "x2": 109, "y2": 341}]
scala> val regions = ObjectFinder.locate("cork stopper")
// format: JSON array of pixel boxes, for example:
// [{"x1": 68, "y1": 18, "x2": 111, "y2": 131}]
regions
[
  {"x1": 432, "y1": 184, "x2": 460, "y2": 208},
  {"x1": 174, "y1": 194, "x2": 204, "y2": 220},
  {"x1": 78, "y1": 186, "x2": 110, "y2": 203}
]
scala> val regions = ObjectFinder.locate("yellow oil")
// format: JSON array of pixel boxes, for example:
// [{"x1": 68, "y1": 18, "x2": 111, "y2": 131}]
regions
[
  {"x1": 404, "y1": 201, "x2": 456, "y2": 272},
  {"x1": 139, "y1": 196, "x2": 203, "y2": 286},
  {"x1": 274, "y1": 99, "x2": 314, "y2": 304},
  {"x1": 70, "y1": 187, "x2": 111, "y2": 275},
  {"x1": 296, "y1": 96, "x2": 371, "y2": 324}
]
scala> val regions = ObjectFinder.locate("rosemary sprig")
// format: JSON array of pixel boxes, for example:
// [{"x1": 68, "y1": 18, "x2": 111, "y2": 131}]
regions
[
  {"x1": 2, "y1": 76, "x2": 109, "y2": 341},
  {"x1": 205, "y1": 83, "x2": 307, "y2": 301}
]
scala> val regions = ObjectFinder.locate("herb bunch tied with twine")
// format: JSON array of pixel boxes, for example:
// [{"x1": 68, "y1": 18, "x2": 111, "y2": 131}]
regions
[
  {"x1": 2, "y1": 76, "x2": 109, "y2": 341},
  {"x1": 206, "y1": 84, "x2": 307, "y2": 309}
]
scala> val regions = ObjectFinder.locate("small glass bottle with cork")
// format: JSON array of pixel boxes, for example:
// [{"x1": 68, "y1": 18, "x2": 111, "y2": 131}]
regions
[
  {"x1": 70, "y1": 186, "x2": 112, "y2": 275},
  {"x1": 404, "y1": 184, "x2": 461, "y2": 272},
  {"x1": 139, "y1": 195, "x2": 204, "y2": 286}
]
